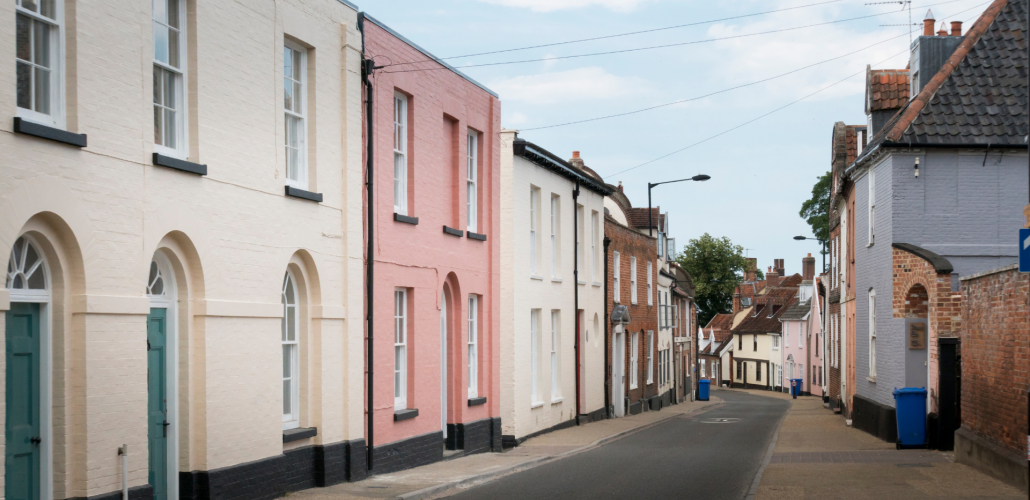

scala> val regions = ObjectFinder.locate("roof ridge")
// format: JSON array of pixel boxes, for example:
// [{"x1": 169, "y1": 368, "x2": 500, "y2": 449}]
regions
[{"x1": 885, "y1": 0, "x2": 1010, "y2": 141}]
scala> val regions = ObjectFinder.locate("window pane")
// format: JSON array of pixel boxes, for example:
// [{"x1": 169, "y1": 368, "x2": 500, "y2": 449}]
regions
[
  {"x1": 163, "y1": 70, "x2": 176, "y2": 108},
  {"x1": 153, "y1": 0, "x2": 167, "y2": 24},
  {"x1": 283, "y1": 380, "x2": 291, "y2": 415},
  {"x1": 150, "y1": 276, "x2": 163, "y2": 296},
  {"x1": 23, "y1": 0, "x2": 37, "y2": 13},
  {"x1": 27, "y1": 266, "x2": 45, "y2": 290},
  {"x1": 285, "y1": 275, "x2": 295, "y2": 304},
  {"x1": 292, "y1": 49, "x2": 302, "y2": 80},
  {"x1": 284, "y1": 77, "x2": 293, "y2": 111},
  {"x1": 153, "y1": 67, "x2": 162, "y2": 106},
  {"x1": 394, "y1": 347, "x2": 402, "y2": 394},
  {"x1": 163, "y1": 104, "x2": 176, "y2": 149},
  {"x1": 283, "y1": 346, "x2": 290, "y2": 378},
  {"x1": 294, "y1": 82, "x2": 302, "y2": 111},
  {"x1": 168, "y1": 29, "x2": 179, "y2": 69},
  {"x1": 167, "y1": 0, "x2": 179, "y2": 29},
  {"x1": 34, "y1": 67, "x2": 49, "y2": 114},
  {"x1": 33, "y1": 21, "x2": 49, "y2": 68},
  {"x1": 153, "y1": 22, "x2": 168, "y2": 64},
  {"x1": 16, "y1": 15, "x2": 30, "y2": 62},
  {"x1": 40, "y1": 0, "x2": 54, "y2": 19},
  {"x1": 287, "y1": 307, "x2": 296, "y2": 341},
  {"x1": 16, "y1": 62, "x2": 31, "y2": 109},
  {"x1": 153, "y1": 105, "x2": 163, "y2": 145}
]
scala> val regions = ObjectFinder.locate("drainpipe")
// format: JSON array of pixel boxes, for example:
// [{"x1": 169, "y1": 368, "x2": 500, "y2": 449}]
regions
[
  {"x1": 360, "y1": 13, "x2": 376, "y2": 472},
  {"x1": 118, "y1": 444, "x2": 128, "y2": 500},
  {"x1": 572, "y1": 182, "x2": 582, "y2": 423},
  {"x1": 603, "y1": 235, "x2": 611, "y2": 417}
]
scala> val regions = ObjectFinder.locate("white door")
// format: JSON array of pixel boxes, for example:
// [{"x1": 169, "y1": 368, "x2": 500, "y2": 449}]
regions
[
  {"x1": 613, "y1": 327, "x2": 625, "y2": 417},
  {"x1": 440, "y1": 291, "x2": 448, "y2": 438}
]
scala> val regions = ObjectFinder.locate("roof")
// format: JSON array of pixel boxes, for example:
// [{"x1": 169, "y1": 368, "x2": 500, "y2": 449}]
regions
[
  {"x1": 512, "y1": 139, "x2": 614, "y2": 195},
  {"x1": 866, "y1": 68, "x2": 911, "y2": 113},
  {"x1": 732, "y1": 282, "x2": 801, "y2": 334},
  {"x1": 778, "y1": 274, "x2": 804, "y2": 288},
  {"x1": 703, "y1": 313, "x2": 734, "y2": 333},
  {"x1": 779, "y1": 298, "x2": 811, "y2": 321},
  {"x1": 855, "y1": 0, "x2": 1025, "y2": 161},
  {"x1": 625, "y1": 207, "x2": 665, "y2": 231},
  {"x1": 892, "y1": 243, "x2": 955, "y2": 273},
  {"x1": 359, "y1": 14, "x2": 498, "y2": 98}
]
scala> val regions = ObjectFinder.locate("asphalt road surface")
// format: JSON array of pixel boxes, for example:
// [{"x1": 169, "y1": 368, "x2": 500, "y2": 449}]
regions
[{"x1": 446, "y1": 389, "x2": 790, "y2": 500}]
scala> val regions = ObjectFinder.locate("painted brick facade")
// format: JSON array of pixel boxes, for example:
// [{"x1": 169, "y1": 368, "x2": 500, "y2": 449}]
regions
[{"x1": 959, "y1": 265, "x2": 1029, "y2": 457}]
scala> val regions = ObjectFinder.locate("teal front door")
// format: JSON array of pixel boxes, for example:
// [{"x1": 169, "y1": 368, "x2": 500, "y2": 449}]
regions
[
  {"x1": 6, "y1": 302, "x2": 41, "y2": 500},
  {"x1": 147, "y1": 308, "x2": 168, "y2": 500}
]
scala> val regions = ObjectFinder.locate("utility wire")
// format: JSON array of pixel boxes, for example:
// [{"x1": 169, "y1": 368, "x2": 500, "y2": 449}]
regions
[
  {"x1": 519, "y1": 0, "x2": 987, "y2": 132},
  {"x1": 382, "y1": 0, "x2": 975, "y2": 75},
  {"x1": 388, "y1": 0, "x2": 850, "y2": 66}
]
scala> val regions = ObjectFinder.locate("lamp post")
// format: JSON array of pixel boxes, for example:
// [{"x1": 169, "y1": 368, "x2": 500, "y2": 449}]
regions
[
  {"x1": 793, "y1": 235, "x2": 827, "y2": 273},
  {"x1": 648, "y1": 175, "x2": 711, "y2": 238}
]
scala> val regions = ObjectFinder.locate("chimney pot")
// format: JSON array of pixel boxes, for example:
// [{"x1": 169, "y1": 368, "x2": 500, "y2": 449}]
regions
[
  {"x1": 923, "y1": 9, "x2": 935, "y2": 36},
  {"x1": 572, "y1": 151, "x2": 580, "y2": 158},
  {"x1": 951, "y1": 21, "x2": 962, "y2": 36}
]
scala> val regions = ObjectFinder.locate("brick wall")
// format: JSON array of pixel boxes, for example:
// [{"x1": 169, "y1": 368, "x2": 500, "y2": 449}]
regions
[
  {"x1": 605, "y1": 217, "x2": 659, "y2": 407},
  {"x1": 960, "y1": 264, "x2": 1029, "y2": 457}
]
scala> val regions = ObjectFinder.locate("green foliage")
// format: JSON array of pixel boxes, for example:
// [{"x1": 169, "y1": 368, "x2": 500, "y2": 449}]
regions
[
  {"x1": 799, "y1": 171, "x2": 831, "y2": 245},
  {"x1": 674, "y1": 233, "x2": 750, "y2": 328}
]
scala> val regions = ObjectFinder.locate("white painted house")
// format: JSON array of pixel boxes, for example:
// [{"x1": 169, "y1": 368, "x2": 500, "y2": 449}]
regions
[{"x1": 499, "y1": 133, "x2": 611, "y2": 443}]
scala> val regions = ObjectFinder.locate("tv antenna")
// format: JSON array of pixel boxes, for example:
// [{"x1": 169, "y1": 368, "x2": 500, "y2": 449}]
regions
[{"x1": 867, "y1": 0, "x2": 914, "y2": 45}]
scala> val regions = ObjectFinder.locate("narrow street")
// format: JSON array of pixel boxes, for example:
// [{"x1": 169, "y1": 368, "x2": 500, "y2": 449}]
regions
[{"x1": 445, "y1": 390, "x2": 789, "y2": 500}]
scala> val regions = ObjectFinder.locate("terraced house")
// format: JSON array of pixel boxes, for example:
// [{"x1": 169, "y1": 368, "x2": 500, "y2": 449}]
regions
[{"x1": 1, "y1": 0, "x2": 367, "y2": 498}]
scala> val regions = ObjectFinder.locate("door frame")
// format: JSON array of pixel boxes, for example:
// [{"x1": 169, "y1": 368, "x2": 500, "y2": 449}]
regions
[
  {"x1": 440, "y1": 288, "x2": 448, "y2": 438},
  {"x1": 612, "y1": 326, "x2": 624, "y2": 417},
  {"x1": 8, "y1": 234, "x2": 54, "y2": 500},
  {"x1": 148, "y1": 253, "x2": 179, "y2": 500}
]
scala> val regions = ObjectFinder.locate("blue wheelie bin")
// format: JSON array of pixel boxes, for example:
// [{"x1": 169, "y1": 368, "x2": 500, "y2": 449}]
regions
[
  {"x1": 699, "y1": 379, "x2": 710, "y2": 401},
  {"x1": 893, "y1": 387, "x2": 928, "y2": 449},
  {"x1": 791, "y1": 378, "x2": 803, "y2": 397}
]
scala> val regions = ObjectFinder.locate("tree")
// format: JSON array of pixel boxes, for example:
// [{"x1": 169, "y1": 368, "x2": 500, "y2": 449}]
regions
[
  {"x1": 799, "y1": 171, "x2": 831, "y2": 245},
  {"x1": 675, "y1": 233, "x2": 751, "y2": 328}
]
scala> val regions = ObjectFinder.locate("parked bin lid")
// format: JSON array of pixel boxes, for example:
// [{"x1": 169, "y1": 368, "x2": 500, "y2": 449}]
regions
[{"x1": 892, "y1": 387, "x2": 927, "y2": 396}]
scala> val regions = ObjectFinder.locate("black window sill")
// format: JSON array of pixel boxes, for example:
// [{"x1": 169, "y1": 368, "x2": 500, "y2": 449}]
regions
[
  {"x1": 14, "y1": 118, "x2": 87, "y2": 147},
  {"x1": 284, "y1": 185, "x2": 323, "y2": 202},
  {"x1": 394, "y1": 213, "x2": 419, "y2": 225},
  {"x1": 467, "y1": 231, "x2": 487, "y2": 241},
  {"x1": 394, "y1": 408, "x2": 419, "y2": 421},
  {"x1": 443, "y1": 226, "x2": 463, "y2": 237},
  {"x1": 468, "y1": 397, "x2": 487, "y2": 407},
  {"x1": 282, "y1": 427, "x2": 317, "y2": 443},
  {"x1": 153, "y1": 153, "x2": 207, "y2": 176}
]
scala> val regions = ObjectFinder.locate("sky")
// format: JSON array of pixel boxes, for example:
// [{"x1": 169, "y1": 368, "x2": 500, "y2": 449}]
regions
[{"x1": 359, "y1": 0, "x2": 991, "y2": 277}]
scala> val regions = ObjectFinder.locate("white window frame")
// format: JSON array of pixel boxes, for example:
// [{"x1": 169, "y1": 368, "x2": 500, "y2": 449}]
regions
[
  {"x1": 467, "y1": 131, "x2": 478, "y2": 232},
  {"x1": 646, "y1": 261, "x2": 653, "y2": 306},
  {"x1": 591, "y1": 211, "x2": 599, "y2": 283},
  {"x1": 785, "y1": 322, "x2": 790, "y2": 347},
  {"x1": 393, "y1": 92, "x2": 409, "y2": 215},
  {"x1": 867, "y1": 168, "x2": 876, "y2": 246},
  {"x1": 530, "y1": 188, "x2": 538, "y2": 275},
  {"x1": 576, "y1": 205, "x2": 584, "y2": 283},
  {"x1": 282, "y1": 272, "x2": 300, "y2": 429},
  {"x1": 551, "y1": 195, "x2": 559, "y2": 278},
  {"x1": 153, "y1": 0, "x2": 188, "y2": 158},
  {"x1": 646, "y1": 331, "x2": 654, "y2": 384},
  {"x1": 630, "y1": 332, "x2": 639, "y2": 389},
  {"x1": 468, "y1": 295, "x2": 478, "y2": 398},
  {"x1": 773, "y1": 334, "x2": 780, "y2": 350},
  {"x1": 284, "y1": 41, "x2": 308, "y2": 189},
  {"x1": 868, "y1": 290, "x2": 877, "y2": 378},
  {"x1": 531, "y1": 309, "x2": 541, "y2": 405},
  {"x1": 15, "y1": 0, "x2": 64, "y2": 129},
  {"x1": 613, "y1": 252, "x2": 621, "y2": 303},
  {"x1": 551, "y1": 310, "x2": 560, "y2": 400},
  {"x1": 630, "y1": 257, "x2": 637, "y2": 304},
  {"x1": 394, "y1": 289, "x2": 408, "y2": 410}
]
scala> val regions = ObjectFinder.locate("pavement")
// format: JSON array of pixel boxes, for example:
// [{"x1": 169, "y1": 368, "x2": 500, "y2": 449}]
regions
[
  {"x1": 752, "y1": 389, "x2": 1026, "y2": 500},
  {"x1": 289, "y1": 397, "x2": 722, "y2": 500}
]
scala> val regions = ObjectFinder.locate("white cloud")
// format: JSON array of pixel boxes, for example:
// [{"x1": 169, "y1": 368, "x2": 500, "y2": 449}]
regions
[
  {"x1": 474, "y1": 0, "x2": 651, "y2": 13},
  {"x1": 489, "y1": 67, "x2": 648, "y2": 104}
]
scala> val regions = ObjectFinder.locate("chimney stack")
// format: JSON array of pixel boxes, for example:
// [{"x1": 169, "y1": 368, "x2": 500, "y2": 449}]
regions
[
  {"x1": 923, "y1": 9, "x2": 935, "y2": 36},
  {"x1": 802, "y1": 253, "x2": 816, "y2": 281},
  {"x1": 951, "y1": 21, "x2": 962, "y2": 36},
  {"x1": 745, "y1": 258, "x2": 758, "y2": 282},
  {"x1": 569, "y1": 151, "x2": 585, "y2": 169},
  {"x1": 774, "y1": 259, "x2": 785, "y2": 277},
  {"x1": 732, "y1": 287, "x2": 741, "y2": 315},
  {"x1": 766, "y1": 266, "x2": 779, "y2": 288}
]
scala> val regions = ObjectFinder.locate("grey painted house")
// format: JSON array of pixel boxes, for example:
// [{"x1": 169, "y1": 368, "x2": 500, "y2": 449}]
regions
[{"x1": 845, "y1": 0, "x2": 1027, "y2": 421}]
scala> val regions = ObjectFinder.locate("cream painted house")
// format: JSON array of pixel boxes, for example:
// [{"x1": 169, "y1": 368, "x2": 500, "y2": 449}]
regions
[
  {"x1": 1, "y1": 1, "x2": 365, "y2": 498},
  {"x1": 499, "y1": 134, "x2": 610, "y2": 443}
]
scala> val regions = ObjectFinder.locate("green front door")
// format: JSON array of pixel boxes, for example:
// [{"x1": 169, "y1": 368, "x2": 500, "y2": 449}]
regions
[
  {"x1": 6, "y1": 302, "x2": 41, "y2": 500},
  {"x1": 147, "y1": 308, "x2": 168, "y2": 500}
]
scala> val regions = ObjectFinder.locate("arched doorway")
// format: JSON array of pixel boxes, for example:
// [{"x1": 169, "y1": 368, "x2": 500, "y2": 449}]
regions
[
  {"x1": 146, "y1": 254, "x2": 178, "y2": 500},
  {"x1": 904, "y1": 283, "x2": 929, "y2": 389},
  {"x1": 440, "y1": 286, "x2": 450, "y2": 440},
  {"x1": 5, "y1": 235, "x2": 52, "y2": 500}
]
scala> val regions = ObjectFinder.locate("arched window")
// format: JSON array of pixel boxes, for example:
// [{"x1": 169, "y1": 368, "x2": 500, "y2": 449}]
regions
[
  {"x1": 147, "y1": 261, "x2": 166, "y2": 297},
  {"x1": 282, "y1": 272, "x2": 299, "y2": 429},
  {"x1": 6, "y1": 236, "x2": 48, "y2": 292}
]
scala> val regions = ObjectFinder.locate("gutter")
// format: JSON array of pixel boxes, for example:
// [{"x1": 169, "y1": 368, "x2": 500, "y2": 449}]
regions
[{"x1": 846, "y1": 140, "x2": 1027, "y2": 178}]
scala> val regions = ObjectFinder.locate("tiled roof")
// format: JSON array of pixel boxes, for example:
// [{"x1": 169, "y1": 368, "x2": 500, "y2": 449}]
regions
[
  {"x1": 845, "y1": 125, "x2": 866, "y2": 166},
  {"x1": 733, "y1": 294, "x2": 798, "y2": 334},
  {"x1": 778, "y1": 274, "x2": 803, "y2": 288},
  {"x1": 866, "y1": 68, "x2": 910, "y2": 112},
  {"x1": 625, "y1": 207, "x2": 666, "y2": 231},
  {"x1": 872, "y1": 0, "x2": 1027, "y2": 147}
]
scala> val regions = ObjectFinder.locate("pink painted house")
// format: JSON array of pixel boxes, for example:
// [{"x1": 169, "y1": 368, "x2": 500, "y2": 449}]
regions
[
  {"x1": 361, "y1": 14, "x2": 502, "y2": 473},
  {"x1": 779, "y1": 254, "x2": 822, "y2": 397}
]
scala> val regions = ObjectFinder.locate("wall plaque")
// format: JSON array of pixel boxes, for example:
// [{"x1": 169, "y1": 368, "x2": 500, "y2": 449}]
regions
[{"x1": 908, "y1": 322, "x2": 926, "y2": 350}]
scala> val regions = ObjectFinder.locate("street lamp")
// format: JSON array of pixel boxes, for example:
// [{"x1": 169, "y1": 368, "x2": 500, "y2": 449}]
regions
[
  {"x1": 793, "y1": 235, "x2": 827, "y2": 272},
  {"x1": 648, "y1": 174, "x2": 710, "y2": 238}
]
